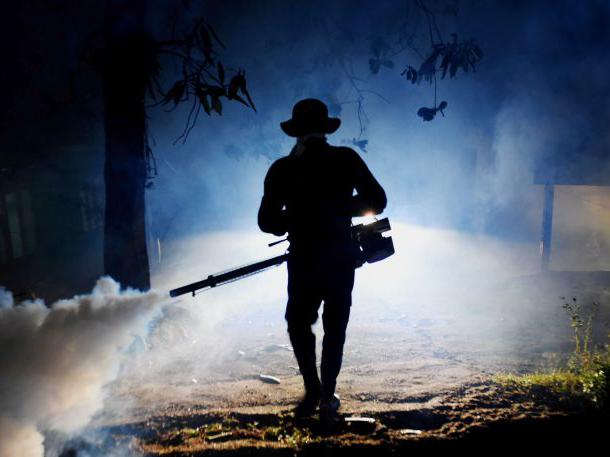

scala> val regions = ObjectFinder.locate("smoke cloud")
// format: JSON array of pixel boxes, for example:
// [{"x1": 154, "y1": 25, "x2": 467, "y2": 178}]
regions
[{"x1": 0, "y1": 277, "x2": 167, "y2": 457}]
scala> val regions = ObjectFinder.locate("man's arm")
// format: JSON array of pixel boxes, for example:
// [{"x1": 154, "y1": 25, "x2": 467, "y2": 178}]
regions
[
  {"x1": 258, "y1": 160, "x2": 288, "y2": 236},
  {"x1": 349, "y1": 150, "x2": 387, "y2": 217}
]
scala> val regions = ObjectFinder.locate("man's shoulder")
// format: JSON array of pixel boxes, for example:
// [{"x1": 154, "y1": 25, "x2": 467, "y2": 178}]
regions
[
  {"x1": 327, "y1": 144, "x2": 357, "y2": 154},
  {"x1": 327, "y1": 144, "x2": 360, "y2": 160},
  {"x1": 269, "y1": 155, "x2": 292, "y2": 169},
  {"x1": 265, "y1": 156, "x2": 292, "y2": 180},
  {"x1": 269, "y1": 144, "x2": 360, "y2": 170},
  {"x1": 327, "y1": 144, "x2": 365, "y2": 168}
]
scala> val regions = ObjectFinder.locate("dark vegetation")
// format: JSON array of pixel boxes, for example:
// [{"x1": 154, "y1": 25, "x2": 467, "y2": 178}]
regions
[
  {"x1": 367, "y1": 0, "x2": 483, "y2": 122},
  {"x1": 101, "y1": 1, "x2": 256, "y2": 290},
  {"x1": 313, "y1": 1, "x2": 484, "y2": 155},
  {"x1": 497, "y1": 298, "x2": 610, "y2": 410}
]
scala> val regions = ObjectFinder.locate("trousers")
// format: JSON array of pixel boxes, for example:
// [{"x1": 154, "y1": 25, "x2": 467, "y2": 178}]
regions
[{"x1": 285, "y1": 253, "x2": 355, "y2": 397}]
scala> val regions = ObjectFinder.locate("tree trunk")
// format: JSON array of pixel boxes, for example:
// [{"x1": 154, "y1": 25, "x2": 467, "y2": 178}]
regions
[{"x1": 103, "y1": 0, "x2": 151, "y2": 290}]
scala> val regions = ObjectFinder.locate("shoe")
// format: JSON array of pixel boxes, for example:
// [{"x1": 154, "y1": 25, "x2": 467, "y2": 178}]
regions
[
  {"x1": 292, "y1": 391, "x2": 321, "y2": 418},
  {"x1": 319, "y1": 394, "x2": 341, "y2": 424}
]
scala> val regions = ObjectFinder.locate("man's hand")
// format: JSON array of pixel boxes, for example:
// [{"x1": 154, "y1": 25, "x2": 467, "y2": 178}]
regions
[{"x1": 350, "y1": 195, "x2": 383, "y2": 217}]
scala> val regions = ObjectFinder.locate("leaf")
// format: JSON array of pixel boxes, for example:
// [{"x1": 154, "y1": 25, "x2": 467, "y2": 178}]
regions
[
  {"x1": 228, "y1": 76, "x2": 239, "y2": 99},
  {"x1": 242, "y1": 86, "x2": 256, "y2": 111},
  {"x1": 201, "y1": 95, "x2": 211, "y2": 114},
  {"x1": 418, "y1": 48, "x2": 442, "y2": 83},
  {"x1": 217, "y1": 62, "x2": 225, "y2": 83},
  {"x1": 417, "y1": 107, "x2": 436, "y2": 121},
  {"x1": 206, "y1": 85, "x2": 226, "y2": 97},
  {"x1": 417, "y1": 102, "x2": 448, "y2": 121},
  {"x1": 401, "y1": 66, "x2": 418, "y2": 84},
  {"x1": 212, "y1": 96, "x2": 222, "y2": 114},
  {"x1": 439, "y1": 52, "x2": 451, "y2": 79},
  {"x1": 238, "y1": 71, "x2": 256, "y2": 111},
  {"x1": 226, "y1": 77, "x2": 249, "y2": 107},
  {"x1": 410, "y1": 67, "x2": 418, "y2": 83},
  {"x1": 227, "y1": 71, "x2": 256, "y2": 111},
  {"x1": 231, "y1": 73, "x2": 246, "y2": 91},
  {"x1": 195, "y1": 86, "x2": 211, "y2": 114},
  {"x1": 438, "y1": 100, "x2": 448, "y2": 116},
  {"x1": 230, "y1": 93, "x2": 250, "y2": 107},
  {"x1": 449, "y1": 59, "x2": 459, "y2": 78}
]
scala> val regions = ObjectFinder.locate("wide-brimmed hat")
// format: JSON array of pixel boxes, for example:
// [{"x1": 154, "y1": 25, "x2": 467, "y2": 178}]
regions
[{"x1": 280, "y1": 98, "x2": 341, "y2": 137}]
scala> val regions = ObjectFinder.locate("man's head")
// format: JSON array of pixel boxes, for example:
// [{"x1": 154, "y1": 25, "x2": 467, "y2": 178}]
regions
[{"x1": 280, "y1": 99, "x2": 341, "y2": 137}]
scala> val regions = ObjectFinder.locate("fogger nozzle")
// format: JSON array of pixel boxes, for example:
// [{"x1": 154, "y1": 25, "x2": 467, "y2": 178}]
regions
[{"x1": 169, "y1": 217, "x2": 394, "y2": 298}]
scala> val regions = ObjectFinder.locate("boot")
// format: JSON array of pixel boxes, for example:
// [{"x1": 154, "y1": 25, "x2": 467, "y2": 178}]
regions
[
  {"x1": 319, "y1": 393, "x2": 341, "y2": 425},
  {"x1": 293, "y1": 386, "x2": 321, "y2": 418}
]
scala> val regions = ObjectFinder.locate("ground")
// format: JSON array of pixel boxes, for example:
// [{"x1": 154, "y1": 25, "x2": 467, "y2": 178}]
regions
[{"x1": 73, "y1": 276, "x2": 608, "y2": 456}]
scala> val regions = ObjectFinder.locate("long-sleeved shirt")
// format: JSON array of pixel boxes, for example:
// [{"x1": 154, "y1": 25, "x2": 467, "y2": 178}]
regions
[{"x1": 258, "y1": 138, "x2": 387, "y2": 257}]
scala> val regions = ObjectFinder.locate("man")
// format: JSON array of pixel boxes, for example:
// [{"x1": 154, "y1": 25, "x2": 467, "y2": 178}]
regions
[{"x1": 258, "y1": 98, "x2": 387, "y2": 421}]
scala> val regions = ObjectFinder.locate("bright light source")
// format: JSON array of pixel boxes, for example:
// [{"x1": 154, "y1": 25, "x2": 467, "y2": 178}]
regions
[{"x1": 354, "y1": 212, "x2": 377, "y2": 225}]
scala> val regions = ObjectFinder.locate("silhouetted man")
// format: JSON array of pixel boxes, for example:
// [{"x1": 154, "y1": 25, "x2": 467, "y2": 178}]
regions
[{"x1": 258, "y1": 99, "x2": 387, "y2": 421}]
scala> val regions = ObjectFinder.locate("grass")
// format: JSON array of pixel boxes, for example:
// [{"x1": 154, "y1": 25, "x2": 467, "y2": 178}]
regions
[
  {"x1": 140, "y1": 414, "x2": 327, "y2": 455},
  {"x1": 496, "y1": 297, "x2": 610, "y2": 410}
]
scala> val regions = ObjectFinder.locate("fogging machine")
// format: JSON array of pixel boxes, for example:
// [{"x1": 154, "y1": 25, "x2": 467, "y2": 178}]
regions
[{"x1": 169, "y1": 217, "x2": 394, "y2": 298}]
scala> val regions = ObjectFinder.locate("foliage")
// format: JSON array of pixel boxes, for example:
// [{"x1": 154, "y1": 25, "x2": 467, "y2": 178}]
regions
[
  {"x1": 150, "y1": 19, "x2": 256, "y2": 144},
  {"x1": 401, "y1": 36, "x2": 483, "y2": 84},
  {"x1": 144, "y1": 415, "x2": 322, "y2": 453},
  {"x1": 561, "y1": 298, "x2": 609, "y2": 407},
  {"x1": 496, "y1": 371, "x2": 582, "y2": 390},
  {"x1": 416, "y1": 101, "x2": 447, "y2": 121},
  {"x1": 496, "y1": 298, "x2": 610, "y2": 410},
  {"x1": 368, "y1": 0, "x2": 483, "y2": 121}
]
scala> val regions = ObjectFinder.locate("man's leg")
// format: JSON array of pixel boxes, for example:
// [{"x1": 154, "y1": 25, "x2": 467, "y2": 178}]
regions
[
  {"x1": 320, "y1": 265, "x2": 355, "y2": 399},
  {"x1": 286, "y1": 309, "x2": 322, "y2": 395},
  {"x1": 285, "y1": 259, "x2": 323, "y2": 399}
]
